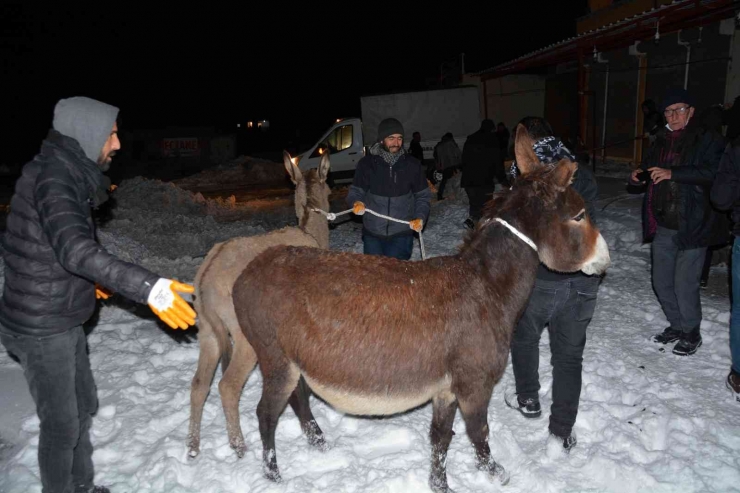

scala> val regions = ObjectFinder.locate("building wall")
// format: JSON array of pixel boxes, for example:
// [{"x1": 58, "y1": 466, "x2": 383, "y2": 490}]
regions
[
  {"x1": 585, "y1": 46, "x2": 644, "y2": 160},
  {"x1": 574, "y1": 20, "x2": 732, "y2": 164},
  {"x1": 545, "y1": 64, "x2": 580, "y2": 148},
  {"x1": 479, "y1": 74, "x2": 547, "y2": 132}
]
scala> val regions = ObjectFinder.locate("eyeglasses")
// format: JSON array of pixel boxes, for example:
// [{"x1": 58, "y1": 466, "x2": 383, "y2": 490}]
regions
[{"x1": 664, "y1": 106, "x2": 691, "y2": 117}]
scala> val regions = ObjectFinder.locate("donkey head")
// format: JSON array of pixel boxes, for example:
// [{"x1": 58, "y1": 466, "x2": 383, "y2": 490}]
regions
[
  {"x1": 480, "y1": 125, "x2": 610, "y2": 276},
  {"x1": 283, "y1": 151, "x2": 331, "y2": 231}
]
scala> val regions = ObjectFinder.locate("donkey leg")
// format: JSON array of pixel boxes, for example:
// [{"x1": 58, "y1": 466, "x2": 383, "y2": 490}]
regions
[
  {"x1": 218, "y1": 334, "x2": 257, "y2": 458},
  {"x1": 457, "y1": 388, "x2": 510, "y2": 486},
  {"x1": 187, "y1": 322, "x2": 222, "y2": 458},
  {"x1": 257, "y1": 360, "x2": 301, "y2": 482},
  {"x1": 429, "y1": 391, "x2": 458, "y2": 493},
  {"x1": 288, "y1": 376, "x2": 327, "y2": 451}
]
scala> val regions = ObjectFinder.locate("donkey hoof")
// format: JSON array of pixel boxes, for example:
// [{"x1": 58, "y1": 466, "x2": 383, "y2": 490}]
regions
[
  {"x1": 305, "y1": 421, "x2": 328, "y2": 451},
  {"x1": 491, "y1": 462, "x2": 510, "y2": 486},
  {"x1": 186, "y1": 439, "x2": 200, "y2": 459},
  {"x1": 429, "y1": 476, "x2": 454, "y2": 493},
  {"x1": 308, "y1": 434, "x2": 329, "y2": 452},
  {"x1": 263, "y1": 465, "x2": 282, "y2": 483},
  {"x1": 230, "y1": 440, "x2": 247, "y2": 458}
]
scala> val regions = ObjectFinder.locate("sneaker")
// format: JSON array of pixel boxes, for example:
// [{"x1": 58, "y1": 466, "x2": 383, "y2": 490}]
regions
[
  {"x1": 672, "y1": 328, "x2": 702, "y2": 356},
  {"x1": 463, "y1": 218, "x2": 475, "y2": 230},
  {"x1": 504, "y1": 391, "x2": 542, "y2": 418},
  {"x1": 727, "y1": 369, "x2": 740, "y2": 402},
  {"x1": 651, "y1": 326, "x2": 681, "y2": 344},
  {"x1": 549, "y1": 430, "x2": 577, "y2": 453},
  {"x1": 76, "y1": 487, "x2": 111, "y2": 493}
]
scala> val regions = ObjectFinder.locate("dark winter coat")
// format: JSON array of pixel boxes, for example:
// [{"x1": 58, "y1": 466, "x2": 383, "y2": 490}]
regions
[
  {"x1": 460, "y1": 128, "x2": 506, "y2": 187},
  {"x1": 433, "y1": 137, "x2": 461, "y2": 170},
  {"x1": 0, "y1": 130, "x2": 160, "y2": 336},
  {"x1": 711, "y1": 138, "x2": 740, "y2": 237},
  {"x1": 346, "y1": 150, "x2": 431, "y2": 238},
  {"x1": 409, "y1": 140, "x2": 424, "y2": 163},
  {"x1": 628, "y1": 124, "x2": 727, "y2": 249}
]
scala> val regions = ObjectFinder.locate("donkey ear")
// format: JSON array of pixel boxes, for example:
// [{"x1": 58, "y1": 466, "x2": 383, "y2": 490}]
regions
[
  {"x1": 283, "y1": 150, "x2": 303, "y2": 185},
  {"x1": 318, "y1": 152, "x2": 331, "y2": 184},
  {"x1": 549, "y1": 158, "x2": 577, "y2": 188},
  {"x1": 513, "y1": 124, "x2": 539, "y2": 175}
]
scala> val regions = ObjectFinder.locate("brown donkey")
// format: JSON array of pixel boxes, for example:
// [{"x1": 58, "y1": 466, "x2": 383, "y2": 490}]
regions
[
  {"x1": 232, "y1": 125, "x2": 611, "y2": 492},
  {"x1": 187, "y1": 151, "x2": 331, "y2": 459}
]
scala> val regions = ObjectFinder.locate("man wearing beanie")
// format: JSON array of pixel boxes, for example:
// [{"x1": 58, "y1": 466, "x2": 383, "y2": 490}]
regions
[
  {"x1": 628, "y1": 87, "x2": 726, "y2": 356},
  {"x1": 347, "y1": 117, "x2": 431, "y2": 259},
  {"x1": 0, "y1": 96, "x2": 197, "y2": 493}
]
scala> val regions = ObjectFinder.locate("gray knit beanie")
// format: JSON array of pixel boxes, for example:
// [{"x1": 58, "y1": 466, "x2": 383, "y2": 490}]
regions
[
  {"x1": 377, "y1": 118, "x2": 404, "y2": 142},
  {"x1": 53, "y1": 96, "x2": 119, "y2": 162}
]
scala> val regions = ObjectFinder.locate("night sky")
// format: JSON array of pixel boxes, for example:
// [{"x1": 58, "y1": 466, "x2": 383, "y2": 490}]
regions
[{"x1": 1, "y1": 2, "x2": 588, "y2": 165}]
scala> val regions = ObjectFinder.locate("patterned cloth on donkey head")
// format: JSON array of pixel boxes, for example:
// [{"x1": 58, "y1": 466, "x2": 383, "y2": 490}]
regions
[{"x1": 509, "y1": 136, "x2": 576, "y2": 180}]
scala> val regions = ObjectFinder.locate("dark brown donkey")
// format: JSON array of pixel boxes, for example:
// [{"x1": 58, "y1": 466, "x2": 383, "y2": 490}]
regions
[{"x1": 231, "y1": 125, "x2": 610, "y2": 492}]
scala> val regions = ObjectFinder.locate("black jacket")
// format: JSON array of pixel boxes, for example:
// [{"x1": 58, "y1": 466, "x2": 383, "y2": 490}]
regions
[
  {"x1": 628, "y1": 125, "x2": 727, "y2": 249},
  {"x1": 711, "y1": 139, "x2": 740, "y2": 237},
  {"x1": 0, "y1": 130, "x2": 159, "y2": 336},
  {"x1": 346, "y1": 147, "x2": 431, "y2": 238},
  {"x1": 460, "y1": 128, "x2": 506, "y2": 187}
]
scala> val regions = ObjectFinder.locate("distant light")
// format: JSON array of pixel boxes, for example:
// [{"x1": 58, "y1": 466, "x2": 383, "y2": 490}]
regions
[
  {"x1": 237, "y1": 123, "x2": 241, "y2": 128},
  {"x1": 247, "y1": 121, "x2": 253, "y2": 128},
  {"x1": 336, "y1": 118, "x2": 341, "y2": 123}
]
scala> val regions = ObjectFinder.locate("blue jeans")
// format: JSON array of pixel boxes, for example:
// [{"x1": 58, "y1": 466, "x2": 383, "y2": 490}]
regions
[
  {"x1": 363, "y1": 233, "x2": 414, "y2": 260},
  {"x1": 510, "y1": 275, "x2": 600, "y2": 437},
  {"x1": 732, "y1": 237, "x2": 740, "y2": 373},
  {"x1": 0, "y1": 326, "x2": 98, "y2": 493}
]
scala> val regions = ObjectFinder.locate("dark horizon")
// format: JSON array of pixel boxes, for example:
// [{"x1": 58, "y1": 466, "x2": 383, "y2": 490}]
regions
[{"x1": 1, "y1": 2, "x2": 589, "y2": 165}]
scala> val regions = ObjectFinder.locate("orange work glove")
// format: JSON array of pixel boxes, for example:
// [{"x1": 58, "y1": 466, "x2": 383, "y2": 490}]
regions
[
  {"x1": 352, "y1": 201, "x2": 365, "y2": 215},
  {"x1": 147, "y1": 279, "x2": 197, "y2": 330},
  {"x1": 409, "y1": 218, "x2": 423, "y2": 232},
  {"x1": 95, "y1": 284, "x2": 113, "y2": 299}
]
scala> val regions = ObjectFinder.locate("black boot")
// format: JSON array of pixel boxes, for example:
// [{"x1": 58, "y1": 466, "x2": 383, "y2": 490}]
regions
[
  {"x1": 76, "y1": 486, "x2": 111, "y2": 493},
  {"x1": 727, "y1": 368, "x2": 740, "y2": 402},
  {"x1": 548, "y1": 429, "x2": 577, "y2": 453},
  {"x1": 672, "y1": 327, "x2": 702, "y2": 356},
  {"x1": 504, "y1": 391, "x2": 541, "y2": 418},
  {"x1": 651, "y1": 326, "x2": 682, "y2": 344}
]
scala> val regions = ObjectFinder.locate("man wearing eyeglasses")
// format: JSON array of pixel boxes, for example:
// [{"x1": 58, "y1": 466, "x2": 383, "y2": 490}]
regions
[{"x1": 628, "y1": 88, "x2": 726, "y2": 356}]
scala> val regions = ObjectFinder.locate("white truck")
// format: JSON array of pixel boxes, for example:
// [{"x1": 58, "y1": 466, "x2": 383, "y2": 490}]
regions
[{"x1": 292, "y1": 86, "x2": 482, "y2": 183}]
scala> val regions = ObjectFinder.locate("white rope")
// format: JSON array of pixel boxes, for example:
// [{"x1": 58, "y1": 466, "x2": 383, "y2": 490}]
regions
[
  {"x1": 312, "y1": 207, "x2": 426, "y2": 260},
  {"x1": 486, "y1": 217, "x2": 538, "y2": 251}
]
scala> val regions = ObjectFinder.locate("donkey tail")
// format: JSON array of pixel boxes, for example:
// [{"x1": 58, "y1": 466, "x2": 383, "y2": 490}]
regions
[{"x1": 217, "y1": 317, "x2": 233, "y2": 374}]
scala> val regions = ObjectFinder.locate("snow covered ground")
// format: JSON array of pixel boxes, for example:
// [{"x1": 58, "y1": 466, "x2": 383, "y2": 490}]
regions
[{"x1": 0, "y1": 159, "x2": 738, "y2": 493}]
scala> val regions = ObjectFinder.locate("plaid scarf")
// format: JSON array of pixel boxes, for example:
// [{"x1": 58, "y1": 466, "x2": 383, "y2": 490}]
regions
[{"x1": 370, "y1": 141, "x2": 405, "y2": 165}]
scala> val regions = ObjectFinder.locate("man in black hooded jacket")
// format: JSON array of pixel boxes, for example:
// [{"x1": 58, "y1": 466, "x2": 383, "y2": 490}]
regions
[
  {"x1": 460, "y1": 119, "x2": 507, "y2": 229},
  {"x1": 0, "y1": 96, "x2": 197, "y2": 493}
]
